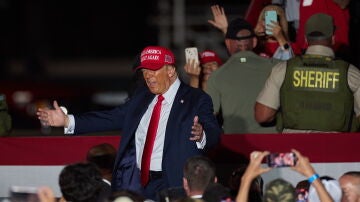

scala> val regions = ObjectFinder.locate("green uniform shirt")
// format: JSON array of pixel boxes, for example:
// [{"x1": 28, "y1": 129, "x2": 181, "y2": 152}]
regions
[{"x1": 206, "y1": 51, "x2": 280, "y2": 134}]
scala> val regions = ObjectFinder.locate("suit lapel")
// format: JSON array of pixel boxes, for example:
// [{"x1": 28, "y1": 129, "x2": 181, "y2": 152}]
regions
[
  {"x1": 121, "y1": 89, "x2": 155, "y2": 148},
  {"x1": 163, "y1": 82, "x2": 190, "y2": 152},
  {"x1": 130, "y1": 90, "x2": 155, "y2": 135}
]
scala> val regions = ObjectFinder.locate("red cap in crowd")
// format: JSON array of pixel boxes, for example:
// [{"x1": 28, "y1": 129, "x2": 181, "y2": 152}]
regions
[
  {"x1": 135, "y1": 46, "x2": 175, "y2": 71},
  {"x1": 199, "y1": 50, "x2": 222, "y2": 66}
]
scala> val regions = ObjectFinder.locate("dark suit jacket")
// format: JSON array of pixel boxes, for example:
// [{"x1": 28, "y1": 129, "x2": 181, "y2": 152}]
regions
[{"x1": 73, "y1": 81, "x2": 221, "y2": 194}]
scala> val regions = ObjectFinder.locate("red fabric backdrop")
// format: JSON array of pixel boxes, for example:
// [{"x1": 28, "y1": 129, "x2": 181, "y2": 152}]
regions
[{"x1": 1, "y1": 133, "x2": 359, "y2": 165}]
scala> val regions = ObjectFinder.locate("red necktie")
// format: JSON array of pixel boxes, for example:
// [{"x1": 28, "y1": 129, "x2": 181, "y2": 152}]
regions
[{"x1": 141, "y1": 94, "x2": 164, "y2": 186}]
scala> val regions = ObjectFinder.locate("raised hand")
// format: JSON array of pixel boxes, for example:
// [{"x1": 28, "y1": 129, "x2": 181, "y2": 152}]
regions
[
  {"x1": 290, "y1": 149, "x2": 316, "y2": 178},
  {"x1": 184, "y1": 59, "x2": 201, "y2": 77},
  {"x1": 236, "y1": 151, "x2": 271, "y2": 202},
  {"x1": 208, "y1": 5, "x2": 228, "y2": 34},
  {"x1": 37, "y1": 186, "x2": 56, "y2": 202},
  {"x1": 267, "y1": 21, "x2": 288, "y2": 45},
  {"x1": 291, "y1": 149, "x2": 334, "y2": 202},
  {"x1": 245, "y1": 151, "x2": 272, "y2": 180},
  {"x1": 190, "y1": 115, "x2": 204, "y2": 142},
  {"x1": 184, "y1": 59, "x2": 201, "y2": 88}
]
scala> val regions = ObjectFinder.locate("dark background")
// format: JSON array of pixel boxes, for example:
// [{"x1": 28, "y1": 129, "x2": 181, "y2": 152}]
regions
[
  {"x1": 0, "y1": 0, "x2": 248, "y2": 61},
  {"x1": 0, "y1": 0, "x2": 249, "y2": 134},
  {"x1": 0, "y1": 0, "x2": 156, "y2": 59},
  {"x1": 1, "y1": 0, "x2": 358, "y2": 134}
]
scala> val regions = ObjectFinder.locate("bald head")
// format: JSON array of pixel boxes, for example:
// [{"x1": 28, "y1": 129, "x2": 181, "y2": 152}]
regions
[{"x1": 339, "y1": 172, "x2": 360, "y2": 202}]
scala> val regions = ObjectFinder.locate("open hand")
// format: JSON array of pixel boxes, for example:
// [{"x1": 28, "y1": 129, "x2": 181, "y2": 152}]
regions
[
  {"x1": 37, "y1": 100, "x2": 67, "y2": 127},
  {"x1": 208, "y1": 5, "x2": 228, "y2": 34}
]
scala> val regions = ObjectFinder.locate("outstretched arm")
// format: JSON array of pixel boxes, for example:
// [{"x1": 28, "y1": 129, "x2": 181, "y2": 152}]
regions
[
  {"x1": 184, "y1": 59, "x2": 201, "y2": 88},
  {"x1": 236, "y1": 151, "x2": 272, "y2": 202},
  {"x1": 291, "y1": 149, "x2": 334, "y2": 202}
]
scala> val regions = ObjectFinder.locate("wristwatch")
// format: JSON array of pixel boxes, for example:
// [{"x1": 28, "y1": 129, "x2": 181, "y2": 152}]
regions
[{"x1": 282, "y1": 43, "x2": 290, "y2": 50}]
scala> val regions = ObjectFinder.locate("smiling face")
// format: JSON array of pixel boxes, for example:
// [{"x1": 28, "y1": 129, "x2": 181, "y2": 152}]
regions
[
  {"x1": 202, "y1": 61, "x2": 219, "y2": 81},
  {"x1": 142, "y1": 65, "x2": 176, "y2": 95}
]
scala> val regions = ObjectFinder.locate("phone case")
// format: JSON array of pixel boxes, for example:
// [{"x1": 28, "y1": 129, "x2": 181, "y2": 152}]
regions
[
  {"x1": 10, "y1": 185, "x2": 39, "y2": 201},
  {"x1": 266, "y1": 152, "x2": 297, "y2": 167},
  {"x1": 10, "y1": 185, "x2": 38, "y2": 193},
  {"x1": 185, "y1": 47, "x2": 199, "y2": 64},
  {"x1": 265, "y1": 10, "x2": 277, "y2": 35}
]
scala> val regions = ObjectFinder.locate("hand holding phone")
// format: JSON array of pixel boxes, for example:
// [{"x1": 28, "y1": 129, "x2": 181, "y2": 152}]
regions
[
  {"x1": 185, "y1": 47, "x2": 199, "y2": 65},
  {"x1": 10, "y1": 185, "x2": 40, "y2": 202},
  {"x1": 265, "y1": 10, "x2": 277, "y2": 35},
  {"x1": 266, "y1": 152, "x2": 297, "y2": 167}
]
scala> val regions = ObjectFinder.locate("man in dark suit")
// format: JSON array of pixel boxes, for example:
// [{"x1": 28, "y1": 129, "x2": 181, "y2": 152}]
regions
[{"x1": 37, "y1": 46, "x2": 221, "y2": 200}]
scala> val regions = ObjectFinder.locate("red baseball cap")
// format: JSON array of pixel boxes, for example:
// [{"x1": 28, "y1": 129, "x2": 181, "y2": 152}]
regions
[
  {"x1": 199, "y1": 50, "x2": 222, "y2": 66},
  {"x1": 135, "y1": 46, "x2": 175, "y2": 71}
]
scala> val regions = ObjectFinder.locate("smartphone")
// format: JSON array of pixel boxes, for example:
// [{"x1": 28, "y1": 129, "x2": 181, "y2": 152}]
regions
[
  {"x1": 266, "y1": 152, "x2": 297, "y2": 167},
  {"x1": 10, "y1": 185, "x2": 40, "y2": 202},
  {"x1": 265, "y1": 10, "x2": 277, "y2": 35},
  {"x1": 185, "y1": 47, "x2": 199, "y2": 64}
]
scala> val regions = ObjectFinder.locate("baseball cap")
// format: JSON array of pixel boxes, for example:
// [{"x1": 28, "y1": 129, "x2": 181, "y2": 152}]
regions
[
  {"x1": 264, "y1": 178, "x2": 296, "y2": 202},
  {"x1": 135, "y1": 46, "x2": 175, "y2": 71},
  {"x1": 225, "y1": 18, "x2": 255, "y2": 40},
  {"x1": 199, "y1": 50, "x2": 223, "y2": 66},
  {"x1": 305, "y1": 13, "x2": 334, "y2": 39}
]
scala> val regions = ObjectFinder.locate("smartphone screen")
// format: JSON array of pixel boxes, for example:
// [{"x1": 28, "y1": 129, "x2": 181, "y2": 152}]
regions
[
  {"x1": 267, "y1": 152, "x2": 297, "y2": 167},
  {"x1": 185, "y1": 47, "x2": 199, "y2": 64},
  {"x1": 265, "y1": 10, "x2": 277, "y2": 35}
]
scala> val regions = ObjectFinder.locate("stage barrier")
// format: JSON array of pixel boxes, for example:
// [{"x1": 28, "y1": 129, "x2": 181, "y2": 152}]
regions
[{"x1": 1, "y1": 133, "x2": 359, "y2": 197}]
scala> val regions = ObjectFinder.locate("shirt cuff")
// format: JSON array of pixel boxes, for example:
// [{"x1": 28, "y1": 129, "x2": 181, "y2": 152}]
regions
[
  {"x1": 196, "y1": 131, "x2": 207, "y2": 149},
  {"x1": 64, "y1": 115, "x2": 75, "y2": 134}
]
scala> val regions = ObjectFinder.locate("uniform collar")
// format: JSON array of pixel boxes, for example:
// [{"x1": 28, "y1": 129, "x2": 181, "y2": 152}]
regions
[{"x1": 305, "y1": 45, "x2": 335, "y2": 58}]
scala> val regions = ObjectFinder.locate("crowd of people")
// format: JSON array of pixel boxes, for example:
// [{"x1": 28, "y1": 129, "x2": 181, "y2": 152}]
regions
[
  {"x1": 13, "y1": 147, "x2": 360, "y2": 202},
  {"x1": 24, "y1": 0, "x2": 360, "y2": 201}
]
